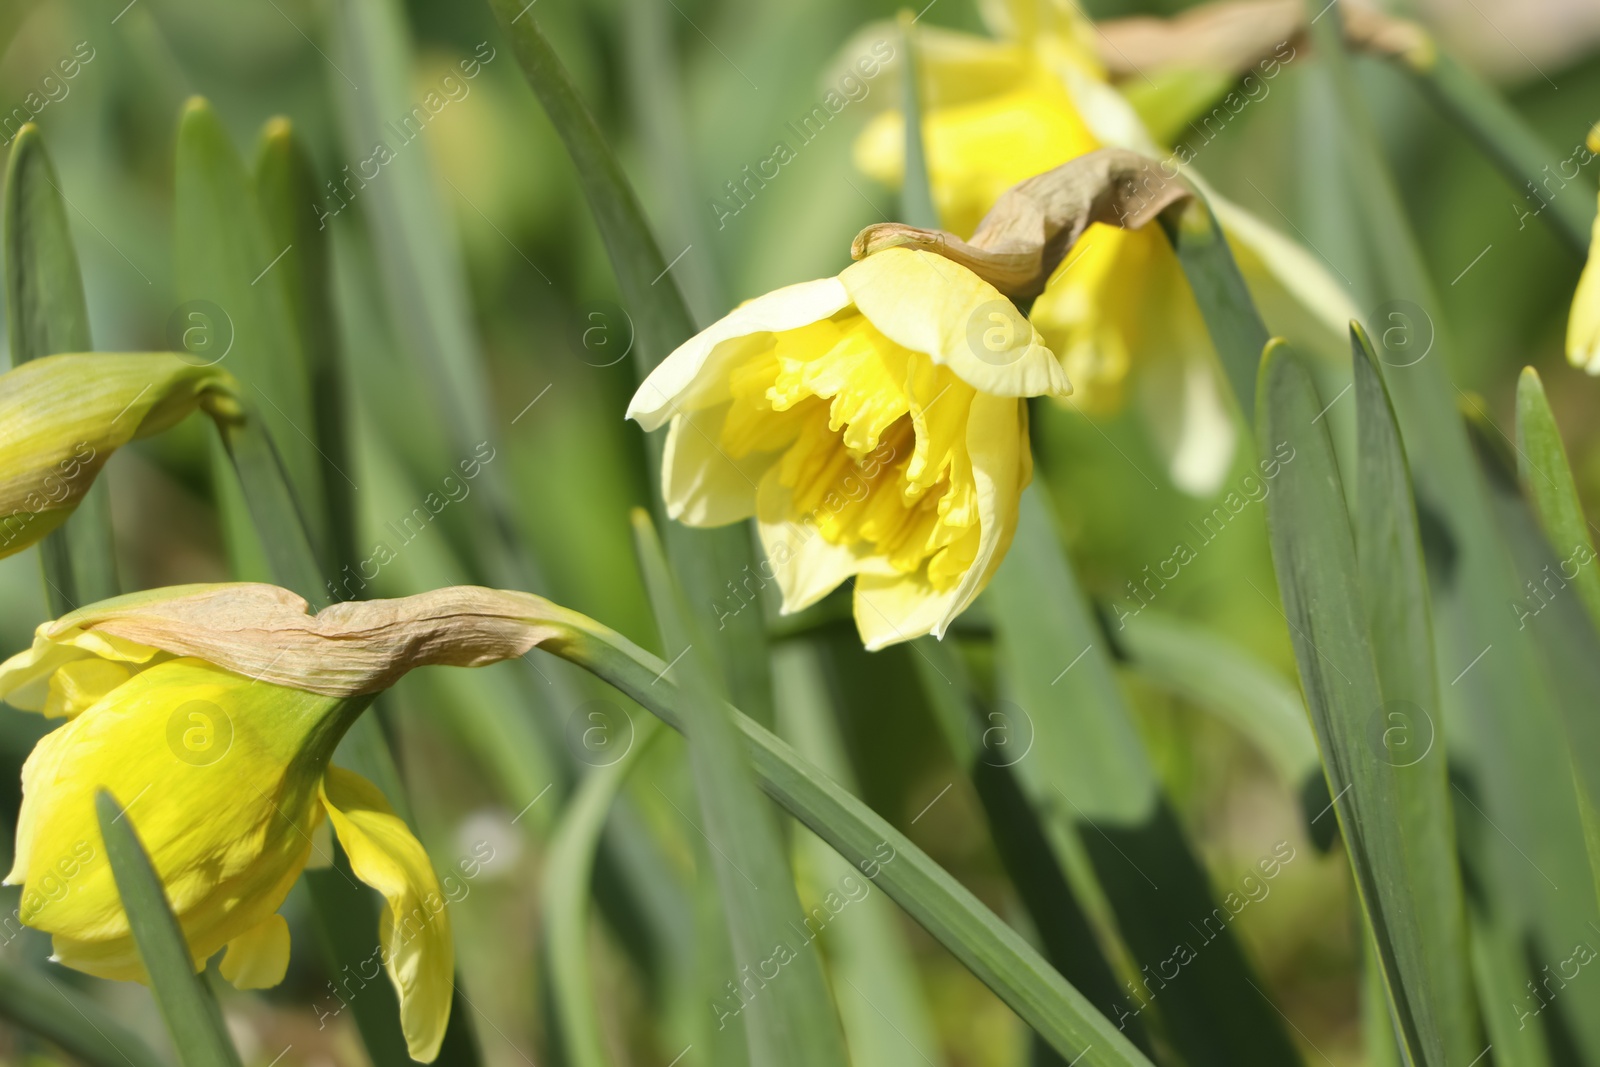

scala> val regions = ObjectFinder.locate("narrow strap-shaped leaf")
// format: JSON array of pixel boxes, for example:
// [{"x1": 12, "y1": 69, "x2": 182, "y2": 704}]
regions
[
  {"x1": 909, "y1": 637, "x2": 1152, "y2": 1057},
  {"x1": 990, "y1": 485, "x2": 1303, "y2": 1066},
  {"x1": 1259, "y1": 340, "x2": 1477, "y2": 1065},
  {"x1": 175, "y1": 97, "x2": 328, "y2": 558},
  {"x1": 4, "y1": 123, "x2": 119, "y2": 612},
  {"x1": 486, "y1": 0, "x2": 773, "y2": 723},
  {"x1": 1394, "y1": 49, "x2": 1593, "y2": 258},
  {"x1": 896, "y1": 10, "x2": 939, "y2": 231},
  {"x1": 1160, "y1": 195, "x2": 1269, "y2": 412},
  {"x1": 775, "y1": 641, "x2": 945, "y2": 1066},
  {"x1": 94, "y1": 790, "x2": 243, "y2": 1067},
  {"x1": 1511, "y1": 370, "x2": 1600, "y2": 914},
  {"x1": 545, "y1": 609, "x2": 1157, "y2": 1066},
  {"x1": 0, "y1": 958, "x2": 167, "y2": 1067},
  {"x1": 1350, "y1": 325, "x2": 1479, "y2": 1062},
  {"x1": 544, "y1": 717, "x2": 663, "y2": 1067},
  {"x1": 255, "y1": 119, "x2": 357, "y2": 576},
  {"x1": 1305, "y1": 7, "x2": 1600, "y2": 1050},
  {"x1": 1515, "y1": 369, "x2": 1600, "y2": 630},
  {"x1": 630, "y1": 511, "x2": 849, "y2": 1067}
]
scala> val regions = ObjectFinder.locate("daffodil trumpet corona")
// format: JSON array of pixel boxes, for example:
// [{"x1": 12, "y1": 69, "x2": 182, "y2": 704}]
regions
[
  {"x1": 0, "y1": 583, "x2": 596, "y2": 1062},
  {"x1": 0, "y1": 352, "x2": 242, "y2": 561}
]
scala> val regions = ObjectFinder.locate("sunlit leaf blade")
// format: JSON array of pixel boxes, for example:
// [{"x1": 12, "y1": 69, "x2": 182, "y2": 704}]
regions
[
  {"x1": 1350, "y1": 325, "x2": 1478, "y2": 1063},
  {"x1": 255, "y1": 119, "x2": 357, "y2": 575},
  {"x1": 3, "y1": 123, "x2": 119, "y2": 612},
  {"x1": 175, "y1": 96, "x2": 327, "y2": 560},
  {"x1": 910, "y1": 636, "x2": 1152, "y2": 1059},
  {"x1": 486, "y1": 0, "x2": 772, "y2": 724},
  {"x1": 0, "y1": 958, "x2": 166, "y2": 1067},
  {"x1": 547, "y1": 613, "x2": 1156, "y2": 1066},
  {"x1": 1304, "y1": 6, "x2": 1600, "y2": 1055},
  {"x1": 1161, "y1": 194, "x2": 1268, "y2": 410},
  {"x1": 1258, "y1": 339, "x2": 1478, "y2": 1064},
  {"x1": 775, "y1": 641, "x2": 944, "y2": 1066},
  {"x1": 93, "y1": 790, "x2": 243, "y2": 1067},
  {"x1": 1510, "y1": 371, "x2": 1600, "y2": 910},
  {"x1": 544, "y1": 718, "x2": 663, "y2": 1067},
  {"x1": 630, "y1": 510, "x2": 849, "y2": 1067},
  {"x1": 1514, "y1": 369, "x2": 1600, "y2": 631},
  {"x1": 990, "y1": 485, "x2": 1302, "y2": 1066}
]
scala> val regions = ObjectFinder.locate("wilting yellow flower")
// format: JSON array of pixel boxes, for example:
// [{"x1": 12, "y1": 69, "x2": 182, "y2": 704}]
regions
[
  {"x1": 1568, "y1": 192, "x2": 1600, "y2": 374},
  {"x1": 628, "y1": 247, "x2": 1061, "y2": 649},
  {"x1": 0, "y1": 584, "x2": 580, "y2": 1062},
  {"x1": 847, "y1": 2, "x2": 1353, "y2": 491},
  {"x1": 0, "y1": 353, "x2": 240, "y2": 559}
]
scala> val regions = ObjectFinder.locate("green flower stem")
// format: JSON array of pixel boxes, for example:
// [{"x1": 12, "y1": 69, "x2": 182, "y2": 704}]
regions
[{"x1": 539, "y1": 612, "x2": 1157, "y2": 1067}]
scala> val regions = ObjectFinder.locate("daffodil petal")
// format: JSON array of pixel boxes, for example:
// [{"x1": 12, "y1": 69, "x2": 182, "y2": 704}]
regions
[
  {"x1": 757, "y1": 472, "x2": 898, "y2": 614},
  {"x1": 12, "y1": 659, "x2": 337, "y2": 981},
  {"x1": 220, "y1": 913, "x2": 291, "y2": 990},
  {"x1": 627, "y1": 278, "x2": 851, "y2": 431},
  {"x1": 850, "y1": 393, "x2": 1028, "y2": 649},
  {"x1": 321, "y1": 766, "x2": 453, "y2": 1063},
  {"x1": 1568, "y1": 192, "x2": 1600, "y2": 374},
  {"x1": 662, "y1": 403, "x2": 768, "y2": 526},
  {"x1": 840, "y1": 249, "x2": 1068, "y2": 398}
]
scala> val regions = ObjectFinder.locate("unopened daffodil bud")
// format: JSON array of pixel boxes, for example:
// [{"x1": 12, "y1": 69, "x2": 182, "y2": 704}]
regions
[
  {"x1": 628, "y1": 246, "x2": 1063, "y2": 649},
  {"x1": 0, "y1": 584, "x2": 576, "y2": 1062},
  {"x1": 0, "y1": 353, "x2": 241, "y2": 560},
  {"x1": 1568, "y1": 192, "x2": 1600, "y2": 375}
]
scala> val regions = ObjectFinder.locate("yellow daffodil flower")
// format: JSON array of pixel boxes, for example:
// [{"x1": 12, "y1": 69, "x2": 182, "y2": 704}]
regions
[
  {"x1": 628, "y1": 247, "x2": 1061, "y2": 649},
  {"x1": 1568, "y1": 190, "x2": 1600, "y2": 374},
  {"x1": 846, "y1": 0, "x2": 1354, "y2": 492},
  {"x1": 0, "y1": 353, "x2": 241, "y2": 559},
  {"x1": 0, "y1": 584, "x2": 583, "y2": 1062}
]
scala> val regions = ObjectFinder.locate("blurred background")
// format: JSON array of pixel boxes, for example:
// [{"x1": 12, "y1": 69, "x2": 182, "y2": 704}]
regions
[{"x1": 0, "y1": 0, "x2": 1596, "y2": 1063}]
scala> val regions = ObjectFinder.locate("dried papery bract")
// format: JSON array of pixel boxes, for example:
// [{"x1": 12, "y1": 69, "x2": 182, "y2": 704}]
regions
[
  {"x1": 852, "y1": 148, "x2": 1192, "y2": 299},
  {"x1": 1093, "y1": 0, "x2": 1434, "y2": 78}
]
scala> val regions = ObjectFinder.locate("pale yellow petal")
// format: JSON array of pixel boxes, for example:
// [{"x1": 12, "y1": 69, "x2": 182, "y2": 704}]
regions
[
  {"x1": 220, "y1": 913, "x2": 291, "y2": 990},
  {"x1": 1140, "y1": 353, "x2": 1237, "y2": 495},
  {"x1": 840, "y1": 249, "x2": 1068, "y2": 398},
  {"x1": 322, "y1": 766, "x2": 453, "y2": 1063},
  {"x1": 757, "y1": 471, "x2": 898, "y2": 614},
  {"x1": 851, "y1": 394, "x2": 1028, "y2": 649},
  {"x1": 661, "y1": 403, "x2": 770, "y2": 526},
  {"x1": 627, "y1": 278, "x2": 851, "y2": 431},
  {"x1": 1569, "y1": 194, "x2": 1600, "y2": 374}
]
